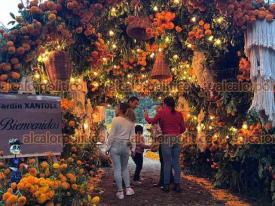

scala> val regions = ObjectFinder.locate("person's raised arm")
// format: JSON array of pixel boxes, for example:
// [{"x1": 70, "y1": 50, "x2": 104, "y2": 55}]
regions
[{"x1": 144, "y1": 110, "x2": 161, "y2": 124}]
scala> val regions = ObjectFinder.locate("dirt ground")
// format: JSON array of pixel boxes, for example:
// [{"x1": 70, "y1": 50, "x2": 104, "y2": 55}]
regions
[{"x1": 98, "y1": 155, "x2": 261, "y2": 206}]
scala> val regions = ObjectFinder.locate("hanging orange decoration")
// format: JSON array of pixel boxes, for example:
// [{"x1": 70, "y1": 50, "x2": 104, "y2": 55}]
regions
[{"x1": 151, "y1": 51, "x2": 172, "y2": 80}]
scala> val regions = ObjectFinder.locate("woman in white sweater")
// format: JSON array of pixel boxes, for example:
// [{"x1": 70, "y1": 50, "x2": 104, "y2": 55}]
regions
[{"x1": 106, "y1": 103, "x2": 136, "y2": 199}]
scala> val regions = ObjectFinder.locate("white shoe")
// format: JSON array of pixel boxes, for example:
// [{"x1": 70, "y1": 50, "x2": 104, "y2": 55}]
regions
[
  {"x1": 125, "y1": 187, "x2": 135, "y2": 196},
  {"x1": 116, "y1": 191, "x2": 124, "y2": 199}
]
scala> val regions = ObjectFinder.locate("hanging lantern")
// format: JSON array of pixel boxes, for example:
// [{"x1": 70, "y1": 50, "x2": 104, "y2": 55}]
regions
[
  {"x1": 151, "y1": 52, "x2": 172, "y2": 80},
  {"x1": 126, "y1": 16, "x2": 152, "y2": 41},
  {"x1": 44, "y1": 51, "x2": 72, "y2": 91}
]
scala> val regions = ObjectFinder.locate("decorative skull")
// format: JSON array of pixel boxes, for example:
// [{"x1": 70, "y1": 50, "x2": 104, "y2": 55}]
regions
[{"x1": 9, "y1": 138, "x2": 21, "y2": 155}]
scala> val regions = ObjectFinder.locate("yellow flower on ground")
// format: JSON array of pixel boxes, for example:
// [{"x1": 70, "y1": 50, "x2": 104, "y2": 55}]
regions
[
  {"x1": 53, "y1": 163, "x2": 60, "y2": 169},
  {"x1": 91, "y1": 196, "x2": 100, "y2": 204}
]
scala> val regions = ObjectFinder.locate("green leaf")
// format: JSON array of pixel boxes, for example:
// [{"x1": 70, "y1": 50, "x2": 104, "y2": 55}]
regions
[{"x1": 10, "y1": 12, "x2": 15, "y2": 20}]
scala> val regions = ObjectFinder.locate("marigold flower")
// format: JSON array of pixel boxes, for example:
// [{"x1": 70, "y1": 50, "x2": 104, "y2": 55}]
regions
[
  {"x1": 175, "y1": 26, "x2": 182, "y2": 32},
  {"x1": 199, "y1": 20, "x2": 205, "y2": 26},
  {"x1": 40, "y1": 161, "x2": 49, "y2": 169},
  {"x1": 6, "y1": 194, "x2": 18, "y2": 205},
  {"x1": 11, "y1": 182, "x2": 17, "y2": 190},
  {"x1": 29, "y1": 158, "x2": 36, "y2": 164},
  {"x1": 2, "y1": 192, "x2": 11, "y2": 201},
  {"x1": 29, "y1": 168, "x2": 38, "y2": 176},
  {"x1": 18, "y1": 196, "x2": 27, "y2": 205},
  {"x1": 53, "y1": 163, "x2": 60, "y2": 169}
]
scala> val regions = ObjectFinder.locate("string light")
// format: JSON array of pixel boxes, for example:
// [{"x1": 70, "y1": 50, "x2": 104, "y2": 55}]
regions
[
  {"x1": 230, "y1": 127, "x2": 238, "y2": 133},
  {"x1": 153, "y1": 6, "x2": 158, "y2": 11},
  {"x1": 112, "y1": 44, "x2": 117, "y2": 49},
  {"x1": 208, "y1": 36, "x2": 214, "y2": 42},
  {"x1": 210, "y1": 115, "x2": 215, "y2": 120},
  {"x1": 173, "y1": 54, "x2": 179, "y2": 60},
  {"x1": 187, "y1": 43, "x2": 192, "y2": 48},
  {"x1": 77, "y1": 78, "x2": 81, "y2": 83},
  {"x1": 150, "y1": 53, "x2": 155, "y2": 58},
  {"x1": 42, "y1": 79, "x2": 48, "y2": 84},
  {"x1": 173, "y1": 0, "x2": 180, "y2": 4},
  {"x1": 102, "y1": 57, "x2": 108, "y2": 64},
  {"x1": 191, "y1": 16, "x2": 197, "y2": 22},
  {"x1": 34, "y1": 72, "x2": 40, "y2": 80},
  {"x1": 109, "y1": 30, "x2": 115, "y2": 37},
  {"x1": 217, "y1": 17, "x2": 224, "y2": 24},
  {"x1": 93, "y1": 71, "x2": 98, "y2": 76},
  {"x1": 214, "y1": 39, "x2": 222, "y2": 46},
  {"x1": 110, "y1": 7, "x2": 117, "y2": 16},
  {"x1": 165, "y1": 36, "x2": 171, "y2": 43},
  {"x1": 242, "y1": 123, "x2": 248, "y2": 130},
  {"x1": 70, "y1": 77, "x2": 75, "y2": 83},
  {"x1": 84, "y1": 121, "x2": 89, "y2": 130},
  {"x1": 197, "y1": 125, "x2": 202, "y2": 132}
]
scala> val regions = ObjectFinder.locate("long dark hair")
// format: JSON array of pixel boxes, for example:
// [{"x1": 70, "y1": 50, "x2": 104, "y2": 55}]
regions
[
  {"x1": 164, "y1": 96, "x2": 176, "y2": 114},
  {"x1": 119, "y1": 102, "x2": 136, "y2": 122}
]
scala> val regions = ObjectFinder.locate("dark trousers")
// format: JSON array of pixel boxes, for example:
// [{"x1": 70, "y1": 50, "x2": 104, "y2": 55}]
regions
[
  {"x1": 132, "y1": 153, "x2": 143, "y2": 181},
  {"x1": 159, "y1": 145, "x2": 174, "y2": 186}
]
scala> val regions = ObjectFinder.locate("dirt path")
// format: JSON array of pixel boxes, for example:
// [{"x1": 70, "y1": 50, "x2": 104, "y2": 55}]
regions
[{"x1": 98, "y1": 155, "x2": 254, "y2": 206}]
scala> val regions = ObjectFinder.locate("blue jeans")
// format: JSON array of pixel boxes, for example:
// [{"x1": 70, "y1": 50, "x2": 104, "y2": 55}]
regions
[
  {"x1": 161, "y1": 143, "x2": 181, "y2": 185},
  {"x1": 110, "y1": 141, "x2": 130, "y2": 191}
]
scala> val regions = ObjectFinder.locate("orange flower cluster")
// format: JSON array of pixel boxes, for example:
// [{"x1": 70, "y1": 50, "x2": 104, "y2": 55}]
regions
[
  {"x1": 2, "y1": 189, "x2": 27, "y2": 206},
  {"x1": 216, "y1": 0, "x2": 275, "y2": 28},
  {"x1": 89, "y1": 36, "x2": 113, "y2": 68},
  {"x1": 188, "y1": 20, "x2": 212, "y2": 41},
  {"x1": 147, "y1": 11, "x2": 176, "y2": 37},
  {"x1": 61, "y1": 98, "x2": 75, "y2": 111},
  {"x1": 137, "y1": 49, "x2": 148, "y2": 67},
  {"x1": 121, "y1": 58, "x2": 137, "y2": 71},
  {"x1": 237, "y1": 57, "x2": 250, "y2": 81},
  {"x1": 1, "y1": 155, "x2": 102, "y2": 205}
]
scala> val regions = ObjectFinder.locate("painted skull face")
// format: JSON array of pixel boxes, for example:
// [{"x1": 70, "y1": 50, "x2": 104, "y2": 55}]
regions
[{"x1": 10, "y1": 144, "x2": 21, "y2": 155}]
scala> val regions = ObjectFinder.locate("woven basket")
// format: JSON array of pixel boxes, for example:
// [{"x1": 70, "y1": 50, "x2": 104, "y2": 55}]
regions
[
  {"x1": 45, "y1": 51, "x2": 72, "y2": 91},
  {"x1": 126, "y1": 16, "x2": 152, "y2": 41},
  {"x1": 151, "y1": 52, "x2": 172, "y2": 80}
]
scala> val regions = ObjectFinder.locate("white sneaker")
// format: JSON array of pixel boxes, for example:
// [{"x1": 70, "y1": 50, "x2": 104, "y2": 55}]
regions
[
  {"x1": 125, "y1": 187, "x2": 135, "y2": 196},
  {"x1": 116, "y1": 191, "x2": 124, "y2": 199}
]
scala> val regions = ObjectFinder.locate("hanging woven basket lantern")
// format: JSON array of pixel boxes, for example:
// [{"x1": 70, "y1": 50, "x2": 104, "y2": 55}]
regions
[
  {"x1": 151, "y1": 52, "x2": 172, "y2": 80},
  {"x1": 126, "y1": 15, "x2": 152, "y2": 41},
  {"x1": 44, "y1": 51, "x2": 72, "y2": 91}
]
